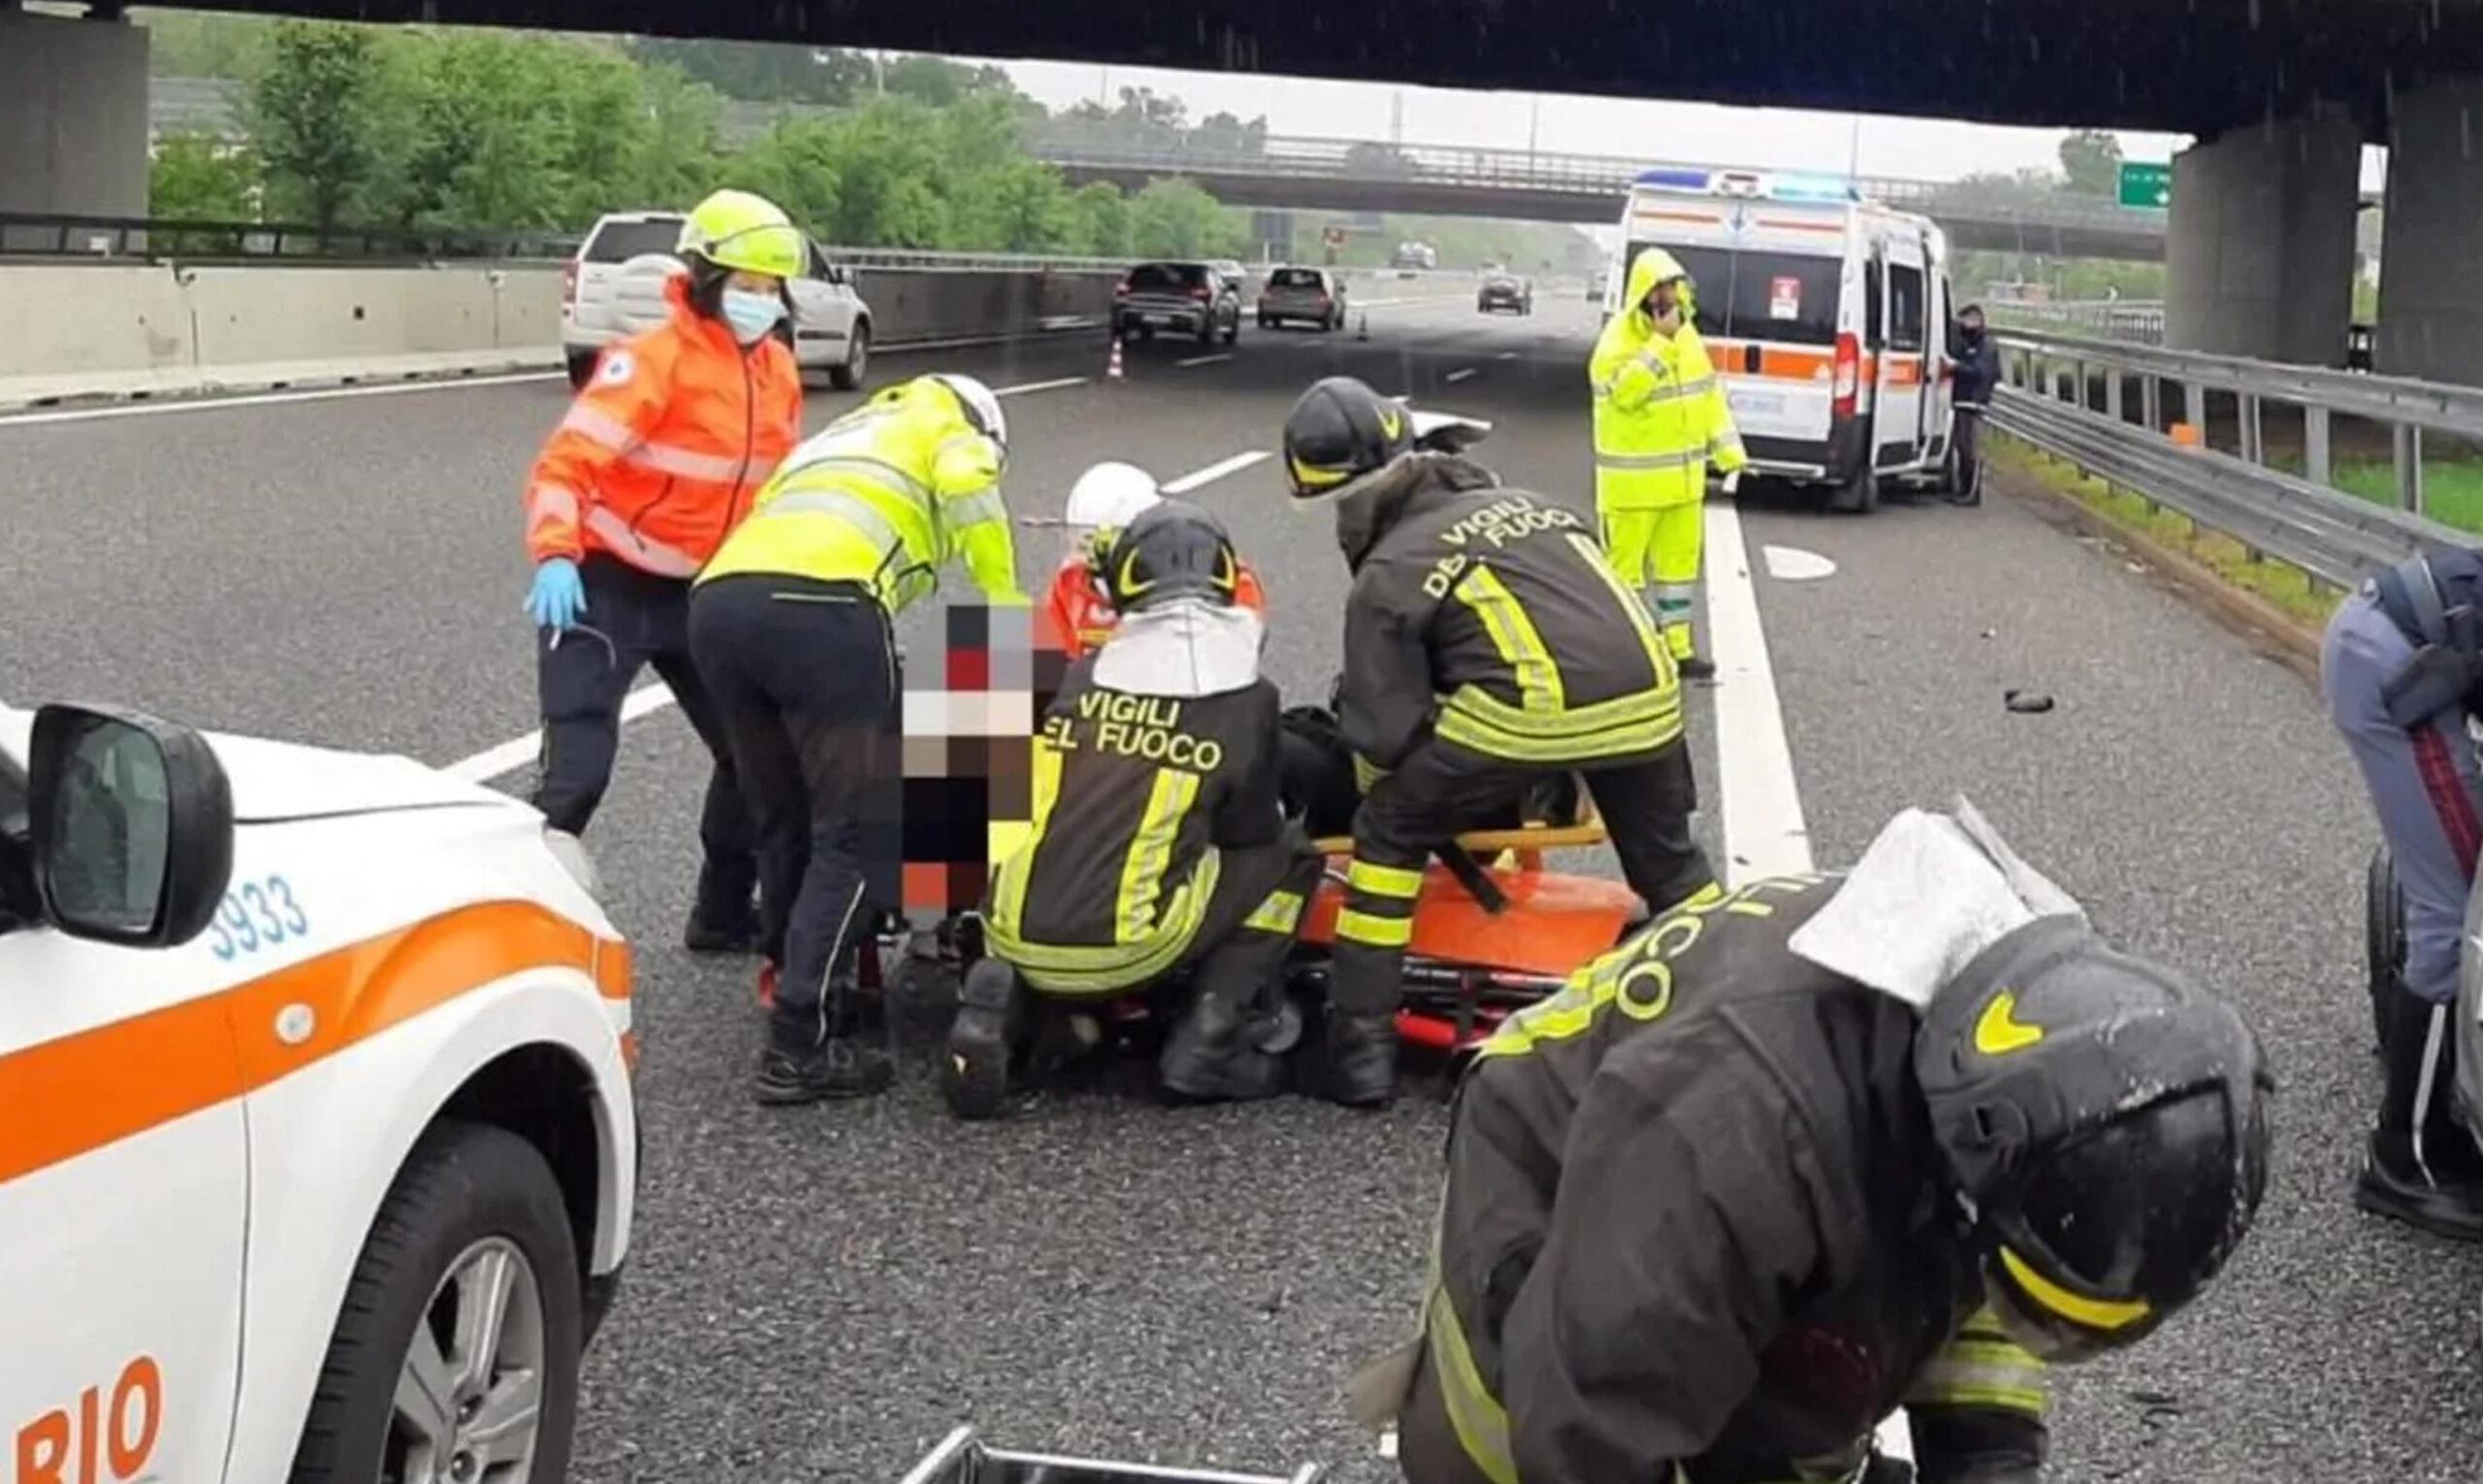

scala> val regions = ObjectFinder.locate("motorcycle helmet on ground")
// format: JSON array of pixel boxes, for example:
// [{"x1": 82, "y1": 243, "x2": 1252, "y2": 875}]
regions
[
  {"x1": 1917, "y1": 915, "x2": 2274, "y2": 1363},
  {"x1": 1097, "y1": 500, "x2": 1241, "y2": 615}
]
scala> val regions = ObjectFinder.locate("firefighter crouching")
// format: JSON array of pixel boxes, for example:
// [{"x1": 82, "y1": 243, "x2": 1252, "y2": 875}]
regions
[
  {"x1": 1351, "y1": 800, "x2": 2274, "y2": 1484},
  {"x1": 1281, "y1": 374, "x2": 1719, "y2": 1110},
  {"x1": 689, "y1": 371, "x2": 1025, "y2": 1106},
  {"x1": 954, "y1": 500, "x2": 1325, "y2": 1117},
  {"x1": 1590, "y1": 244, "x2": 1748, "y2": 680}
]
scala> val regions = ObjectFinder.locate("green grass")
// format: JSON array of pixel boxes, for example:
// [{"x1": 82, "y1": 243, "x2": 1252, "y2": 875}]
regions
[
  {"x1": 1987, "y1": 434, "x2": 2344, "y2": 629},
  {"x1": 2257, "y1": 449, "x2": 2483, "y2": 533}
]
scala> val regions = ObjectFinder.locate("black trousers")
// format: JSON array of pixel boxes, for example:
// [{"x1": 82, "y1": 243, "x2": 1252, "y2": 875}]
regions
[
  {"x1": 1329, "y1": 738, "x2": 1714, "y2": 1016},
  {"x1": 1952, "y1": 406, "x2": 1985, "y2": 500},
  {"x1": 533, "y1": 555, "x2": 756, "y2": 924},
  {"x1": 688, "y1": 573, "x2": 902, "y2": 1045}
]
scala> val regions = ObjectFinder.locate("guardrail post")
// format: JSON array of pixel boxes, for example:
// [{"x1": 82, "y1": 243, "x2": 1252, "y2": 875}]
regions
[
  {"x1": 2240, "y1": 394, "x2": 2264, "y2": 466},
  {"x1": 2105, "y1": 369, "x2": 2124, "y2": 423},
  {"x1": 2142, "y1": 374, "x2": 2162, "y2": 432},
  {"x1": 2305, "y1": 404, "x2": 2332, "y2": 487},
  {"x1": 2397, "y1": 423, "x2": 2426, "y2": 515},
  {"x1": 2073, "y1": 361, "x2": 2086, "y2": 410},
  {"x1": 2179, "y1": 380, "x2": 2201, "y2": 433}
]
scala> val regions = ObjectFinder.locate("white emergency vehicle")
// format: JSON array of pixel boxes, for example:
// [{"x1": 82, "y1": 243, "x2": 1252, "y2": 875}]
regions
[
  {"x1": 1604, "y1": 168, "x2": 1961, "y2": 513},
  {"x1": 0, "y1": 698, "x2": 637, "y2": 1483}
]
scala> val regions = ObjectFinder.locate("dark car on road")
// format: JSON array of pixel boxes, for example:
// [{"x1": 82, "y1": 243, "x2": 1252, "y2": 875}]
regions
[
  {"x1": 1257, "y1": 266, "x2": 1348, "y2": 332},
  {"x1": 1113, "y1": 261, "x2": 1243, "y2": 345},
  {"x1": 1478, "y1": 271, "x2": 1533, "y2": 315}
]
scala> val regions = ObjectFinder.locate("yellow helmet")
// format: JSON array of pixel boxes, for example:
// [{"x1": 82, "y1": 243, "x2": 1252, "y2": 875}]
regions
[{"x1": 677, "y1": 189, "x2": 805, "y2": 280}]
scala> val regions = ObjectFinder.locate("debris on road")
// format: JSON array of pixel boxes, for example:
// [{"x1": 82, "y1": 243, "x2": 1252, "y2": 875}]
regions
[{"x1": 2004, "y1": 690, "x2": 2056, "y2": 714}]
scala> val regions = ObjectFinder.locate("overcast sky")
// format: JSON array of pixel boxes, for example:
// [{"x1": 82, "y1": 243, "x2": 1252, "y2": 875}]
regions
[{"x1": 993, "y1": 55, "x2": 2393, "y2": 190}]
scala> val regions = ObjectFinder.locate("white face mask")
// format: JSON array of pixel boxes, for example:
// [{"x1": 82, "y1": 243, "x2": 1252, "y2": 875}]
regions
[{"x1": 722, "y1": 288, "x2": 785, "y2": 344}]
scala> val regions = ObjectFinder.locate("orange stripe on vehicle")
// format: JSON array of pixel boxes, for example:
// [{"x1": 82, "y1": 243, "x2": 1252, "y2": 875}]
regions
[
  {"x1": 1629, "y1": 210, "x2": 1723, "y2": 226},
  {"x1": 0, "y1": 901, "x2": 627, "y2": 1187},
  {"x1": 1752, "y1": 218, "x2": 1847, "y2": 234},
  {"x1": 1886, "y1": 356, "x2": 1925, "y2": 388},
  {"x1": 1757, "y1": 348, "x2": 1836, "y2": 379}
]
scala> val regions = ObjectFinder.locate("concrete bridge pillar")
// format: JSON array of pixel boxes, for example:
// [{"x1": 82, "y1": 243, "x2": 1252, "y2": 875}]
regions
[
  {"x1": 0, "y1": 6, "x2": 150, "y2": 220},
  {"x1": 2377, "y1": 78, "x2": 2483, "y2": 385},
  {"x1": 2163, "y1": 110, "x2": 2362, "y2": 367}
]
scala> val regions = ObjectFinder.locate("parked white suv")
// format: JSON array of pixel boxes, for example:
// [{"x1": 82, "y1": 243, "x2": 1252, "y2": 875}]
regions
[{"x1": 561, "y1": 209, "x2": 873, "y2": 391}]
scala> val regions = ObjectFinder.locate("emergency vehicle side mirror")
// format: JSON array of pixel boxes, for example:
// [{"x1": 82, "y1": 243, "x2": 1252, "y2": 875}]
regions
[{"x1": 26, "y1": 703, "x2": 234, "y2": 950}]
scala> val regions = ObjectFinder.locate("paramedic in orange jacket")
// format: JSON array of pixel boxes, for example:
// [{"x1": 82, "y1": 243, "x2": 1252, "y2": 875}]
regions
[
  {"x1": 1040, "y1": 462, "x2": 1267, "y2": 658},
  {"x1": 520, "y1": 188, "x2": 807, "y2": 952}
]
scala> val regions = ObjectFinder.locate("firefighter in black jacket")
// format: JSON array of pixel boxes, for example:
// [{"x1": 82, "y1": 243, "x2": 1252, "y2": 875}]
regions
[
  {"x1": 1281, "y1": 374, "x2": 1719, "y2": 1108},
  {"x1": 1348, "y1": 800, "x2": 2274, "y2": 1484},
  {"x1": 951, "y1": 500, "x2": 1326, "y2": 1116}
]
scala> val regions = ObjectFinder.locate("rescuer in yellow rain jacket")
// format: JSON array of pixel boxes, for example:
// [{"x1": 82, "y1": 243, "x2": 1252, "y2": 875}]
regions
[
  {"x1": 689, "y1": 372, "x2": 1027, "y2": 1106},
  {"x1": 1590, "y1": 246, "x2": 1748, "y2": 680}
]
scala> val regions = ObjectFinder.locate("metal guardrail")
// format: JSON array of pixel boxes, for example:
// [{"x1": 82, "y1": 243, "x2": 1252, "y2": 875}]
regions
[
  {"x1": 1989, "y1": 300, "x2": 2168, "y2": 344},
  {"x1": 1986, "y1": 329, "x2": 2480, "y2": 590},
  {"x1": 0, "y1": 211, "x2": 581, "y2": 263}
]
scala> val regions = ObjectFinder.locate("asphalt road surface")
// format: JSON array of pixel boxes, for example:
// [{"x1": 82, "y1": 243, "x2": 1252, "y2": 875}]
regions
[{"x1": 4, "y1": 291, "x2": 2469, "y2": 1484}]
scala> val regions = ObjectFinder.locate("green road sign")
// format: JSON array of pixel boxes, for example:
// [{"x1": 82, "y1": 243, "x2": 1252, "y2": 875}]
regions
[{"x1": 2118, "y1": 161, "x2": 2173, "y2": 210}]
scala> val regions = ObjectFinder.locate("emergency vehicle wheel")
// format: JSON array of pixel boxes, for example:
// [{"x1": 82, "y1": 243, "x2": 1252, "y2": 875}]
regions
[
  {"x1": 288, "y1": 1120, "x2": 581, "y2": 1484},
  {"x1": 2369, "y1": 839, "x2": 2405, "y2": 1049}
]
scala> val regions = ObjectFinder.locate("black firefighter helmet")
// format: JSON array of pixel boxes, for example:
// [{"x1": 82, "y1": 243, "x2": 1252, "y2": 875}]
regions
[
  {"x1": 1095, "y1": 499, "x2": 1242, "y2": 615},
  {"x1": 1917, "y1": 915, "x2": 2274, "y2": 1363}
]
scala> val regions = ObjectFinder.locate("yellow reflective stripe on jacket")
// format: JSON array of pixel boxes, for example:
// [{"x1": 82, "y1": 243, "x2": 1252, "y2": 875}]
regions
[
  {"x1": 1423, "y1": 1274, "x2": 1519, "y2": 1484},
  {"x1": 1242, "y1": 888, "x2": 1305, "y2": 935},
  {"x1": 1116, "y1": 767, "x2": 1201, "y2": 942},
  {"x1": 1353, "y1": 753, "x2": 1390, "y2": 791},
  {"x1": 986, "y1": 737, "x2": 1067, "y2": 933},
  {"x1": 1435, "y1": 682, "x2": 1684, "y2": 763},
  {"x1": 1454, "y1": 565, "x2": 1565, "y2": 715},
  {"x1": 1566, "y1": 532, "x2": 1675, "y2": 683},
  {"x1": 1909, "y1": 1307, "x2": 2048, "y2": 1419},
  {"x1": 984, "y1": 852, "x2": 1221, "y2": 994},
  {"x1": 947, "y1": 488, "x2": 1009, "y2": 529},
  {"x1": 1597, "y1": 449, "x2": 1704, "y2": 471},
  {"x1": 1348, "y1": 859, "x2": 1425, "y2": 899}
]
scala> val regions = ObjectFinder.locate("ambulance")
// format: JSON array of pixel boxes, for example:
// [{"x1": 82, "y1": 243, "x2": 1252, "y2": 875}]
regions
[
  {"x1": 1604, "y1": 167, "x2": 1961, "y2": 513},
  {"x1": 1, "y1": 697, "x2": 637, "y2": 1483}
]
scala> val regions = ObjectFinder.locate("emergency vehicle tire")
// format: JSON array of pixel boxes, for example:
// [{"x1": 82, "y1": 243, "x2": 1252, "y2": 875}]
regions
[
  {"x1": 830, "y1": 320, "x2": 870, "y2": 391},
  {"x1": 2369, "y1": 839, "x2": 2405, "y2": 1049},
  {"x1": 1829, "y1": 461, "x2": 1881, "y2": 515},
  {"x1": 564, "y1": 351, "x2": 597, "y2": 390},
  {"x1": 289, "y1": 1120, "x2": 582, "y2": 1484}
]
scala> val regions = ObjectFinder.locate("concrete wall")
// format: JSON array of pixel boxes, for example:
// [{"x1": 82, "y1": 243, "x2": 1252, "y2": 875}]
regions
[
  {"x1": 2376, "y1": 78, "x2": 2483, "y2": 385},
  {"x1": 0, "y1": 9, "x2": 149, "y2": 218},
  {"x1": 0, "y1": 262, "x2": 1119, "y2": 381},
  {"x1": 2163, "y1": 112, "x2": 2362, "y2": 367}
]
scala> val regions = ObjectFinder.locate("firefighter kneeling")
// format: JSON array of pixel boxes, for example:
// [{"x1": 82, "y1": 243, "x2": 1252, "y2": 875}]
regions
[
  {"x1": 1351, "y1": 800, "x2": 2274, "y2": 1484},
  {"x1": 1282, "y1": 375, "x2": 1719, "y2": 1110},
  {"x1": 952, "y1": 500, "x2": 1325, "y2": 1117}
]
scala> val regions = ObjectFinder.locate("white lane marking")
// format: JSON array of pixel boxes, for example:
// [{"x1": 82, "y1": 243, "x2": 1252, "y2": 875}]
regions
[
  {"x1": 1759, "y1": 544, "x2": 1837, "y2": 581},
  {"x1": 1495, "y1": 351, "x2": 1521, "y2": 361},
  {"x1": 447, "y1": 678, "x2": 678, "y2": 784},
  {"x1": 0, "y1": 371, "x2": 563, "y2": 427},
  {"x1": 996, "y1": 376, "x2": 1088, "y2": 397},
  {"x1": 1702, "y1": 499, "x2": 1812, "y2": 884},
  {"x1": 1163, "y1": 449, "x2": 1270, "y2": 494},
  {"x1": 446, "y1": 445, "x2": 1277, "y2": 784},
  {"x1": 1444, "y1": 368, "x2": 1478, "y2": 383},
  {"x1": 1177, "y1": 353, "x2": 1234, "y2": 368}
]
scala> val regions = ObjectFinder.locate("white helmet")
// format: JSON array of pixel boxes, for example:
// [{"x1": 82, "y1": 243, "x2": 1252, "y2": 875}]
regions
[
  {"x1": 929, "y1": 373, "x2": 1007, "y2": 453},
  {"x1": 1065, "y1": 461, "x2": 1164, "y2": 532}
]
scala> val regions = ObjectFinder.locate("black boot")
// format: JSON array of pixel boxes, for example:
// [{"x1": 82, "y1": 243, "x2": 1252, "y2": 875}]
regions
[
  {"x1": 1160, "y1": 991, "x2": 1286, "y2": 1103},
  {"x1": 2356, "y1": 988, "x2": 2483, "y2": 1240},
  {"x1": 684, "y1": 870, "x2": 762, "y2": 953},
  {"x1": 941, "y1": 958, "x2": 1024, "y2": 1120},
  {"x1": 756, "y1": 982, "x2": 895, "y2": 1106},
  {"x1": 1317, "y1": 1009, "x2": 1401, "y2": 1109}
]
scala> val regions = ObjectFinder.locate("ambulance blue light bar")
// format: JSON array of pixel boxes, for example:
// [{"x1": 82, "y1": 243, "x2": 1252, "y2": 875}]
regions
[
  {"x1": 1634, "y1": 168, "x2": 1711, "y2": 191},
  {"x1": 1770, "y1": 172, "x2": 1861, "y2": 204}
]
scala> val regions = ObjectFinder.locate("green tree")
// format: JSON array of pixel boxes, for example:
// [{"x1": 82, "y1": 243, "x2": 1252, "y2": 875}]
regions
[
  {"x1": 1070, "y1": 182, "x2": 1132, "y2": 256},
  {"x1": 624, "y1": 38, "x2": 867, "y2": 105},
  {"x1": 149, "y1": 132, "x2": 259, "y2": 219},
  {"x1": 1129, "y1": 177, "x2": 1242, "y2": 257},
  {"x1": 245, "y1": 21, "x2": 395, "y2": 228},
  {"x1": 881, "y1": 52, "x2": 1018, "y2": 108},
  {"x1": 2058, "y1": 129, "x2": 2124, "y2": 196},
  {"x1": 138, "y1": 8, "x2": 274, "y2": 79}
]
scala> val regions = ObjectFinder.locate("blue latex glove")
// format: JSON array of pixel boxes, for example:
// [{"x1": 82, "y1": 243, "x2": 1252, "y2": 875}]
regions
[{"x1": 527, "y1": 558, "x2": 587, "y2": 630}]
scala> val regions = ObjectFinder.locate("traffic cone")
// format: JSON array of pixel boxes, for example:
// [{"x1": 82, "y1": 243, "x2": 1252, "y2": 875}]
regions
[{"x1": 1106, "y1": 335, "x2": 1125, "y2": 381}]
